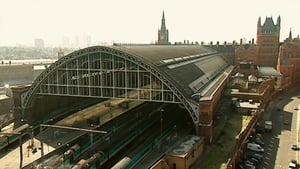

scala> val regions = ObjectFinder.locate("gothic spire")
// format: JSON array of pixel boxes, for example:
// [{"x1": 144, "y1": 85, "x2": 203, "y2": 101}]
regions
[
  {"x1": 161, "y1": 11, "x2": 166, "y2": 31},
  {"x1": 277, "y1": 15, "x2": 281, "y2": 26},
  {"x1": 257, "y1": 16, "x2": 261, "y2": 27},
  {"x1": 289, "y1": 28, "x2": 292, "y2": 40}
]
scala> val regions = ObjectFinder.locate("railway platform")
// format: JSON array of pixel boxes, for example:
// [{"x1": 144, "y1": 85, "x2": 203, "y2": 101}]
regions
[
  {"x1": 0, "y1": 98, "x2": 143, "y2": 169},
  {"x1": 0, "y1": 138, "x2": 55, "y2": 169}
]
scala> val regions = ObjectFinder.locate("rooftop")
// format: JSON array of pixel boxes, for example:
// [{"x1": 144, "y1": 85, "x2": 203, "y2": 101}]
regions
[
  {"x1": 167, "y1": 135, "x2": 203, "y2": 157},
  {"x1": 258, "y1": 66, "x2": 281, "y2": 77}
]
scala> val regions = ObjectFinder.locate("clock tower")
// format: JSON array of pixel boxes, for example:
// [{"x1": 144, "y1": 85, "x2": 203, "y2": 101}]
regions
[{"x1": 157, "y1": 11, "x2": 169, "y2": 45}]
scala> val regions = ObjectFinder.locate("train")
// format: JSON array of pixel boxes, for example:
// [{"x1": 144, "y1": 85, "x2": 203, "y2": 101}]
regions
[
  {"x1": 111, "y1": 156, "x2": 131, "y2": 169},
  {"x1": 63, "y1": 144, "x2": 81, "y2": 160},
  {"x1": 71, "y1": 151, "x2": 103, "y2": 169},
  {"x1": 35, "y1": 144, "x2": 81, "y2": 169}
]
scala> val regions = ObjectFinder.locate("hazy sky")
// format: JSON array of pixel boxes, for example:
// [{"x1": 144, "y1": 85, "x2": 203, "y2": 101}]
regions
[{"x1": 0, "y1": 0, "x2": 299, "y2": 47}]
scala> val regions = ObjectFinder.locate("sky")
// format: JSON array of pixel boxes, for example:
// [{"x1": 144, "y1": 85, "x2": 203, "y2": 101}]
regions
[{"x1": 0, "y1": 0, "x2": 299, "y2": 47}]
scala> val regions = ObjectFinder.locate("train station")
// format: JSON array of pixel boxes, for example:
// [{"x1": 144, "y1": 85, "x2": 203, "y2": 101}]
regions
[
  {"x1": 1, "y1": 12, "x2": 298, "y2": 169},
  {"x1": 2, "y1": 44, "x2": 233, "y2": 168}
]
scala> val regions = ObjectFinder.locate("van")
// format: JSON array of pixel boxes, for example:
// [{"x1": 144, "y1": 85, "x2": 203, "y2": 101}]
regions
[{"x1": 247, "y1": 143, "x2": 264, "y2": 152}]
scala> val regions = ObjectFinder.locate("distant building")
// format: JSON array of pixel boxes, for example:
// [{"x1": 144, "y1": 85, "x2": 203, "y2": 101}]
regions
[
  {"x1": 57, "y1": 48, "x2": 65, "y2": 59},
  {"x1": 277, "y1": 30, "x2": 300, "y2": 88},
  {"x1": 0, "y1": 59, "x2": 56, "y2": 86},
  {"x1": 151, "y1": 135, "x2": 204, "y2": 169},
  {"x1": 234, "y1": 16, "x2": 300, "y2": 90},
  {"x1": 157, "y1": 11, "x2": 170, "y2": 45},
  {"x1": 235, "y1": 16, "x2": 281, "y2": 75},
  {"x1": 34, "y1": 38, "x2": 45, "y2": 49},
  {"x1": 235, "y1": 38, "x2": 258, "y2": 76},
  {"x1": 257, "y1": 16, "x2": 281, "y2": 67}
]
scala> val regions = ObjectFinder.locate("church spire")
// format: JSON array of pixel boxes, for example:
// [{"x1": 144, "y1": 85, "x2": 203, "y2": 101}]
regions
[
  {"x1": 157, "y1": 11, "x2": 169, "y2": 45},
  {"x1": 161, "y1": 11, "x2": 166, "y2": 31},
  {"x1": 289, "y1": 28, "x2": 292, "y2": 40}
]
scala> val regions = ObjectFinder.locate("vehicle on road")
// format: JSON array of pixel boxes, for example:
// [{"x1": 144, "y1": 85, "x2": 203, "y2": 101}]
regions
[
  {"x1": 254, "y1": 138, "x2": 265, "y2": 146},
  {"x1": 264, "y1": 120, "x2": 272, "y2": 132},
  {"x1": 247, "y1": 153, "x2": 263, "y2": 161},
  {"x1": 291, "y1": 144, "x2": 299, "y2": 151},
  {"x1": 248, "y1": 157, "x2": 259, "y2": 166},
  {"x1": 247, "y1": 143, "x2": 264, "y2": 153},
  {"x1": 251, "y1": 153, "x2": 263, "y2": 161},
  {"x1": 244, "y1": 163, "x2": 255, "y2": 169},
  {"x1": 284, "y1": 119, "x2": 289, "y2": 125},
  {"x1": 289, "y1": 160, "x2": 297, "y2": 169}
]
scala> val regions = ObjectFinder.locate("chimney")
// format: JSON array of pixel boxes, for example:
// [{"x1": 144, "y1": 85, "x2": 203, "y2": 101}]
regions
[
  {"x1": 252, "y1": 38, "x2": 254, "y2": 45},
  {"x1": 240, "y1": 38, "x2": 243, "y2": 45},
  {"x1": 210, "y1": 41, "x2": 213, "y2": 47},
  {"x1": 224, "y1": 41, "x2": 227, "y2": 47}
]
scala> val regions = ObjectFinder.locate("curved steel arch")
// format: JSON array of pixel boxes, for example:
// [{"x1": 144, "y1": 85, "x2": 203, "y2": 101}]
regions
[{"x1": 22, "y1": 46, "x2": 199, "y2": 123}]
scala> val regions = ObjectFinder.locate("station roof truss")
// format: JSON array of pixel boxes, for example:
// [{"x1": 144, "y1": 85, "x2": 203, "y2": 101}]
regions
[{"x1": 22, "y1": 45, "x2": 233, "y2": 124}]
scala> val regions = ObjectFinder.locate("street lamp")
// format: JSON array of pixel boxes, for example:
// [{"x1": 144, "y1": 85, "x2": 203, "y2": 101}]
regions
[
  {"x1": 160, "y1": 108, "x2": 164, "y2": 151},
  {"x1": 160, "y1": 108, "x2": 164, "y2": 134}
]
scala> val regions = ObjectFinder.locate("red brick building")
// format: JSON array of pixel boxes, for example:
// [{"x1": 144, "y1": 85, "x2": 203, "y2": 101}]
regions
[
  {"x1": 235, "y1": 39, "x2": 258, "y2": 76},
  {"x1": 277, "y1": 31, "x2": 300, "y2": 89},
  {"x1": 235, "y1": 16, "x2": 281, "y2": 75},
  {"x1": 256, "y1": 16, "x2": 281, "y2": 67}
]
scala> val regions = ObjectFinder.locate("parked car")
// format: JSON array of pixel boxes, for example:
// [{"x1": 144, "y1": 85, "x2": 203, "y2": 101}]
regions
[
  {"x1": 244, "y1": 163, "x2": 256, "y2": 169},
  {"x1": 254, "y1": 138, "x2": 265, "y2": 146},
  {"x1": 247, "y1": 153, "x2": 263, "y2": 161},
  {"x1": 248, "y1": 157, "x2": 259, "y2": 166},
  {"x1": 255, "y1": 127, "x2": 265, "y2": 133},
  {"x1": 247, "y1": 143, "x2": 264, "y2": 153},
  {"x1": 239, "y1": 159, "x2": 255, "y2": 166},
  {"x1": 291, "y1": 144, "x2": 299, "y2": 151},
  {"x1": 289, "y1": 160, "x2": 297, "y2": 169},
  {"x1": 284, "y1": 119, "x2": 289, "y2": 125},
  {"x1": 253, "y1": 153, "x2": 263, "y2": 161}
]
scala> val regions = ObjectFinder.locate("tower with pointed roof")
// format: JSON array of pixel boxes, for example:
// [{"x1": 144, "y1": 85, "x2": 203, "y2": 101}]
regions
[
  {"x1": 256, "y1": 16, "x2": 281, "y2": 67},
  {"x1": 157, "y1": 11, "x2": 169, "y2": 45},
  {"x1": 288, "y1": 28, "x2": 293, "y2": 40}
]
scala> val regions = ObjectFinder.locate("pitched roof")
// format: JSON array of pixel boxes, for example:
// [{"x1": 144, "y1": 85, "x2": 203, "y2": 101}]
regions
[
  {"x1": 111, "y1": 45, "x2": 233, "y2": 98},
  {"x1": 257, "y1": 66, "x2": 281, "y2": 77},
  {"x1": 261, "y1": 17, "x2": 277, "y2": 33}
]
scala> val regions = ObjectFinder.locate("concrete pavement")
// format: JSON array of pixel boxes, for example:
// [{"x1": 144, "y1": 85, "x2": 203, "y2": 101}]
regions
[{"x1": 0, "y1": 138, "x2": 55, "y2": 169}]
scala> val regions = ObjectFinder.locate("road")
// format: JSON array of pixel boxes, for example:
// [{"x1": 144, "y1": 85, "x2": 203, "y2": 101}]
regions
[{"x1": 259, "y1": 87, "x2": 300, "y2": 169}]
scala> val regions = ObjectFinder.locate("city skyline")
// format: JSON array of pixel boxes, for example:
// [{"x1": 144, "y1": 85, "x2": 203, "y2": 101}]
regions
[{"x1": 0, "y1": 0, "x2": 299, "y2": 47}]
